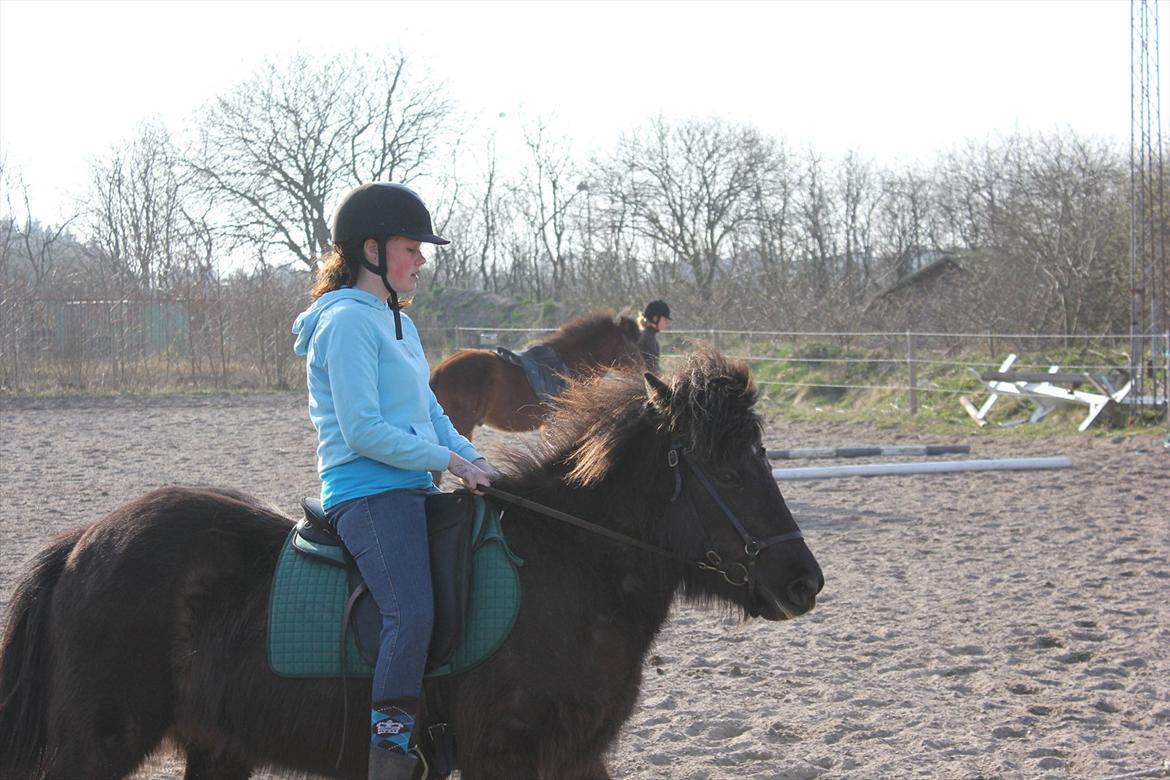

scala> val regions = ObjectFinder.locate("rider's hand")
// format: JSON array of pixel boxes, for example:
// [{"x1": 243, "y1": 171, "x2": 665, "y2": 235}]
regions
[
  {"x1": 472, "y1": 457, "x2": 502, "y2": 481},
  {"x1": 448, "y1": 452, "x2": 492, "y2": 494}
]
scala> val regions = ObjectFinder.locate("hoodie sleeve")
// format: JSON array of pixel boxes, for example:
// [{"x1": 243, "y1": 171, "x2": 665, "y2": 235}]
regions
[
  {"x1": 324, "y1": 308, "x2": 451, "y2": 473},
  {"x1": 428, "y1": 388, "x2": 483, "y2": 463}
]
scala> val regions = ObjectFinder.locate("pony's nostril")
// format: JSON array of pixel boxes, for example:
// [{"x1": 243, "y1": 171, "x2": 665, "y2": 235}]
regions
[{"x1": 788, "y1": 576, "x2": 819, "y2": 608}]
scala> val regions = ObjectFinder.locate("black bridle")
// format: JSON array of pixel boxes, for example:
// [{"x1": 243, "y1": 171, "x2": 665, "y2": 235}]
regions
[
  {"x1": 666, "y1": 440, "x2": 804, "y2": 596},
  {"x1": 482, "y1": 438, "x2": 805, "y2": 597}
]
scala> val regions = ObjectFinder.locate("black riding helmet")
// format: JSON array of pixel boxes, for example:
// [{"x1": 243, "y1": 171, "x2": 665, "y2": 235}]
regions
[
  {"x1": 332, "y1": 182, "x2": 449, "y2": 339},
  {"x1": 644, "y1": 299, "x2": 671, "y2": 321}
]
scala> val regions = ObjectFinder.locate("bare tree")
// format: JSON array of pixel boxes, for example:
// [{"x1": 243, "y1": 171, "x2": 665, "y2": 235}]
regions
[
  {"x1": 0, "y1": 156, "x2": 19, "y2": 292},
  {"x1": 875, "y1": 166, "x2": 932, "y2": 283},
  {"x1": 521, "y1": 119, "x2": 584, "y2": 299},
  {"x1": 475, "y1": 140, "x2": 504, "y2": 293},
  {"x1": 605, "y1": 117, "x2": 779, "y2": 302},
  {"x1": 1, "y1": 163, "x2": 78, "y2": 292},
  {"x1": 838, "y1": 151, "x2": 881, "y2": 288},
  {"x1": 996, "y1": 131, "x2": 1128, "y2": 336},
  {"x1": 932, "y1": 139, "x2": 1014, "y2": 251},
  {"x1": 745, "y1": 143, "x2": 799, "y2": 295},
  {"x1": 579, "y1": 159, "x2": 634, "y2": 302},
  {"x1": 190, "y1": 53, "x2": 452, "y2": 267},
  {"x1": 86, "y1": 122, "x2": 187, "y2": 290},
  {"x1": 422, "y1": 145, "x2": 469, "y2": 287},
  {"x1": 795, "y1": 152, "x2": 838, "y2": 290}
]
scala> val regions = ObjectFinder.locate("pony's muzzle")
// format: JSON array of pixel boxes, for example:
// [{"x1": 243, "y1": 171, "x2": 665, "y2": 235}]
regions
[
  {"x1": 786, "y1": 572, "x2": 823, "y2": 614},
  {"x1": 753, "y1": 568, "x2": 821, "y2": 620}
]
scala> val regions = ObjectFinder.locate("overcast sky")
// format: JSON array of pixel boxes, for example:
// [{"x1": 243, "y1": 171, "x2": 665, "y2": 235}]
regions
[{"x1": 0, "y1": 0, "x2": 1161, "y2": 227}]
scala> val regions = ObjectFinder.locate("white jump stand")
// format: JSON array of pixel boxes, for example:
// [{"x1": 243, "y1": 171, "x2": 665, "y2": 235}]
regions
[{"x1": 960, "y1": 354, "x2": 1133, "y2": 432}]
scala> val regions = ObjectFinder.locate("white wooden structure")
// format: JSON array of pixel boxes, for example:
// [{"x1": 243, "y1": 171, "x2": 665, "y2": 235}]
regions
[{"x1": 960, "y1": 354, "x2": 1133, "y2": 432}]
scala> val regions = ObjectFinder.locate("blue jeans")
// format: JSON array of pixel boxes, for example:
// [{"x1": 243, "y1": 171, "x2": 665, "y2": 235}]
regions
[{"x1": 328, "y1": 488, "x2": 434, "y2": 703}]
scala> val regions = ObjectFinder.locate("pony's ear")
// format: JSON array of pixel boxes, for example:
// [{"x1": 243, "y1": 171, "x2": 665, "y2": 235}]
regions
[{"x1": 644, "y1": 372, "x2": 672, "y2": 408}]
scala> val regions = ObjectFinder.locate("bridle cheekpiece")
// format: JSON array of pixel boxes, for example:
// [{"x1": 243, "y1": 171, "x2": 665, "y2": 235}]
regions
[{"x1": 666, "y1": 437, "x2": 805, "y2": 595}]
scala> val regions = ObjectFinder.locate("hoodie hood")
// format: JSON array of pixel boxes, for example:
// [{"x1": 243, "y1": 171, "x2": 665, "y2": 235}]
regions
[{"x1": 292, "y1": 287, "x2": 388, "y2": 356}]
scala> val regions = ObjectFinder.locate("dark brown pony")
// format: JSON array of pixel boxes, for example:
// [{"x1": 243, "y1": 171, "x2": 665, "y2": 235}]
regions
[
  {"x1": 0, "y1": 349, "x2": 823, "y2": 780},
  {"x1": 429, "y1": 308, "x2": 642, "y2": 440}
]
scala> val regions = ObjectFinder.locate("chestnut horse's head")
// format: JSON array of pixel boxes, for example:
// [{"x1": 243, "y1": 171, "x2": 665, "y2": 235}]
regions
[{"x1": 540, "y1": 309, "x2": 642, "y2": 371}]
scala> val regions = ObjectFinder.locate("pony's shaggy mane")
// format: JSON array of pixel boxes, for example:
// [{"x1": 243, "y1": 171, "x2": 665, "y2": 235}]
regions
[{"x1": 502, "y1": 348, "x2": 762, "y2": 488}]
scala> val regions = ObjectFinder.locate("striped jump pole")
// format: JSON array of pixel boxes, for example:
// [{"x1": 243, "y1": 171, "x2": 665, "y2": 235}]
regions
[
  {"x1": 772, "y1": 456, "x2": 1073, "y2": 481},
  {"x1": 767, "y1": 444, "x2": 970, "y2": 460}
]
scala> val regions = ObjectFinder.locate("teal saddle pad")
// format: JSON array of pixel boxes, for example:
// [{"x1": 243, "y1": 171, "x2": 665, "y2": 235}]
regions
[{"x1": 267, "y1": 495, "x2": 522, "y2": 679}]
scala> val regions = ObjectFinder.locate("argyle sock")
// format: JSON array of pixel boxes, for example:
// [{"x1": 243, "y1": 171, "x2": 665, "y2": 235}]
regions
[{"x1": 370, "y1": 699, "x2": 417, "y2": 755}]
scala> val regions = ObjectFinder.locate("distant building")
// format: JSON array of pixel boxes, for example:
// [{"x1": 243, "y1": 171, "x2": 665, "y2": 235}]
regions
[{"x1": 863, "y1": 253, "x2": 971, "y2": 332}]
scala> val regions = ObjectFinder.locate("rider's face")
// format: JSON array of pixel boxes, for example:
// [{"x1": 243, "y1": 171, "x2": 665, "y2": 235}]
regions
[{"x1": 384, "y1": 236, "x2": 427, "y2": 294}]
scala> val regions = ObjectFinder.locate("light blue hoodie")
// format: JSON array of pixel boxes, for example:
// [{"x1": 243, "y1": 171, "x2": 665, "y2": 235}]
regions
[{"x1": 292, "y1": 288, "x2": 482, "y2": 509}]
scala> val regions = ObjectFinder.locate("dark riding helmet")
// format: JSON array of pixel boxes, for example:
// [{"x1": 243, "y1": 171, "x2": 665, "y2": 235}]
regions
[
  {"x1": 331, "y1": 182, "x2": 449, "y2": 340},
  {"x1": 332, "y1": 182, "x2": 450, "y2": 246},
  {"x1": 644, "y1": 300, "x2": 671, "y2": 320}
]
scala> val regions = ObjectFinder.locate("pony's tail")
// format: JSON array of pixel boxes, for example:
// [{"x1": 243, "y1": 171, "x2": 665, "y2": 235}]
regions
[{"x1": 0, "y1": 527, "x2": 83, "y2": 779}]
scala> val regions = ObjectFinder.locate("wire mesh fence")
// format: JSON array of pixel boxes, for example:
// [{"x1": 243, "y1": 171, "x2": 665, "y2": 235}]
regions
[
  {"x1": 2, "y1": 301, "x2": 1166, "y2": 426},
  {"x1": 663, "y1": 328, "x2": 1168, "y2": 422},
  {"x1": 0, "y1": 293, "x2": 305, "y2": 393},
  {"x1": 448, "y1": 325, "x2": 1168, "y2": 423}
]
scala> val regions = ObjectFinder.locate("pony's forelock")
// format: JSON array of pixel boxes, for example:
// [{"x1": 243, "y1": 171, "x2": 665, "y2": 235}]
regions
[{"x1": 666, "y1": 350, "x2": 761, "y2": 463}]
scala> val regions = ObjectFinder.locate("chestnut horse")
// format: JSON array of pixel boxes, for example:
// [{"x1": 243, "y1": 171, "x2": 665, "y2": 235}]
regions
[
  {"x1": 0, "y1": 349, "x2": 823, "y2": 780},
  {"x1": 429, "y1": 309, "x2": 642, "y2": 441}
]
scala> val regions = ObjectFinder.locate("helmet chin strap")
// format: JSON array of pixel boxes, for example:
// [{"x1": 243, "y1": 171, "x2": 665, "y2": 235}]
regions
[{"x1": 360, "y1": 239, "x2": 404, "y2": 340}]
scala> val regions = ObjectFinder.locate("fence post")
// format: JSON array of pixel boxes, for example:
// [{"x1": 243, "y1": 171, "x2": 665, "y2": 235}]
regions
[{"x1": 906, "y1": 330, "x2": 918, "y2": 416}]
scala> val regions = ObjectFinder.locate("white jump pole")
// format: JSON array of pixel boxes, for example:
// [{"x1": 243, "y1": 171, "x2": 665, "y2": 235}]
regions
[
  {"x1": 767, "y1": 444, "x2": 970, "y2": 460},
  {"x1": 772, "y1": 456, "x2": 1072, "y2": 480}
]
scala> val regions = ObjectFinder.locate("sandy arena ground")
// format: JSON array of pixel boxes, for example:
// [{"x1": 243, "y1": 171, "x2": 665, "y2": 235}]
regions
[{"x1": 1, "y1": 392, "x2": 1167, "y2": 779}]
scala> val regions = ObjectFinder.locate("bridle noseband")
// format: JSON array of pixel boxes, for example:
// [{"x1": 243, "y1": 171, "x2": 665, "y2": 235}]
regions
[{"x1": 667, "y1": 439, "x2": 804, "y2": 594}]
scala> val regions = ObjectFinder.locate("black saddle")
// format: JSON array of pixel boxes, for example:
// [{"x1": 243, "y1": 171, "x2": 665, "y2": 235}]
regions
[{"x1": 495, "y1": 344, "x2": 569, "y2": 401}]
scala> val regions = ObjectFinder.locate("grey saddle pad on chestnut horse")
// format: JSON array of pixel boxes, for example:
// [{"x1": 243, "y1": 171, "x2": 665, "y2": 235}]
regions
[{"x1": 494, "y1": 344, "x2": 568, "y2": 401}]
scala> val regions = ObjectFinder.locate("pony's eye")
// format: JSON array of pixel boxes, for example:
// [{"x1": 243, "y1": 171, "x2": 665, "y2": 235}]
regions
[{"x1": 716, "y1": 470, "x2": 740, "y2": 484}]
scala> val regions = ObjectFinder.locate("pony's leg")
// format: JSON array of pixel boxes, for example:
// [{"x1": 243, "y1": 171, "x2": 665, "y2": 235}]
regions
[
  {"x1": 39, "y1": 734, "x2": 152, "y2": 780},
  {"x1": 38, "y1": 684, "x2": 171, "y2": 780},
  {"x1": 40, "y1": 620, "x2": 174, "y2": 779},
  {"x1": 183, "y1": 746, "x2": 253, "y2": 780},
  {"x1": 38, "y1": 717, "x2": 169, "y2": 780}
]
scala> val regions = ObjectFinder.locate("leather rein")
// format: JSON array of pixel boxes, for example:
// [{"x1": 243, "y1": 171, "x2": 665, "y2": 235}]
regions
[{"x1": 481, "y1": 440, "x2": 804, "y2": 593}]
